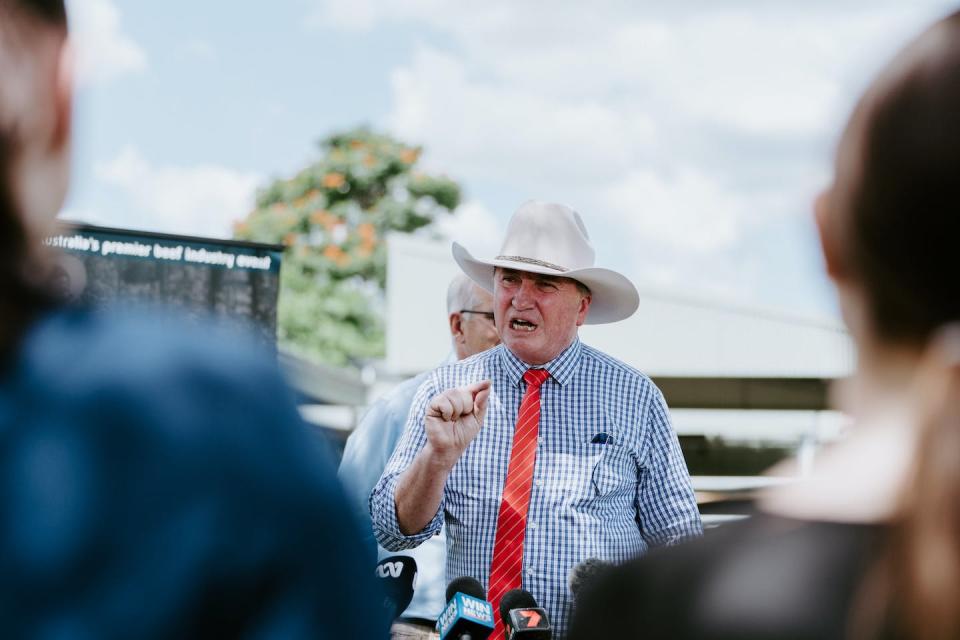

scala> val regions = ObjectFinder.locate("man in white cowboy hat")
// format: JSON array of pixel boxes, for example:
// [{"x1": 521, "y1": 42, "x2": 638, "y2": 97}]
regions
[{"x1": 370, "y1": 201, "x2": 701, "y2": 637}]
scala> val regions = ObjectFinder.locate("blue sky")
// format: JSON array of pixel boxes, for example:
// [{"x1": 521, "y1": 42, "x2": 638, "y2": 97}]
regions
[{"x1": 63, "y1": 0, "x2": 958, "y2": 321}]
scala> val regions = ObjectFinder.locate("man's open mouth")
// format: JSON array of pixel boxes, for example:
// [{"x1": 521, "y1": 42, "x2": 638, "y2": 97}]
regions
[{"x1": 510, "y1": 319, "x2": 537, "y2": 332}]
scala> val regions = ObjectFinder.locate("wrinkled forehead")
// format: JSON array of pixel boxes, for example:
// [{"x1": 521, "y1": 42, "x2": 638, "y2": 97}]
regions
[
  {"x1": 494, "y1": 266, "x2": 571, "y2": 288},
  {"x1": 494, "y1": 267, "x2": 591, "y2": 297}
]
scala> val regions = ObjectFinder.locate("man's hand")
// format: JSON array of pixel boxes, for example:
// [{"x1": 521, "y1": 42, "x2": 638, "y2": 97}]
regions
[
  {"x1": 393, "y1": 380, "x2": 491, "y2": 535},
  {"x1": 424, "y1": 380, "x2": 491, "y2": 467}
]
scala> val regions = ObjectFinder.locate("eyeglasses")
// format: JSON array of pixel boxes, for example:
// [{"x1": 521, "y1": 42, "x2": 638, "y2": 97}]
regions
[{"x1": 460, "y1": 309, "x2": 495, "y2": 323}]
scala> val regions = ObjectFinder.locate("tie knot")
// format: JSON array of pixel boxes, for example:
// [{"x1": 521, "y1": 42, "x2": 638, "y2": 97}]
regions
[{"x1": 523, "y1": 368, "x2": 550, "y2": 387}]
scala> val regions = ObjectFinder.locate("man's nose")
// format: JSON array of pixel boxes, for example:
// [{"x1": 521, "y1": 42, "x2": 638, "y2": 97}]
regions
[{"x1": 511, "y1": 279, "x2": 536, "y2": 309}]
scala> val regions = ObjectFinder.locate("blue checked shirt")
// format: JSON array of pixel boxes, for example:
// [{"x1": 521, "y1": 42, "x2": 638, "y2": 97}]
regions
[{"x1": 370, "y1": 338, "x2": 702, "y2": 637}]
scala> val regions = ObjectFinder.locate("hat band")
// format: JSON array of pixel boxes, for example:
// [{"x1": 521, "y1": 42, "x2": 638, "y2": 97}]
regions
[{"x1": 495, "y1": 255, "x2": 569, "y2": 272}]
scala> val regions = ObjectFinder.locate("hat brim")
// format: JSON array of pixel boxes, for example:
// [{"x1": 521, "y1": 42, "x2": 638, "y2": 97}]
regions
[{"x1": 452, "y1": 242, "x2": 639, "y2": 325}]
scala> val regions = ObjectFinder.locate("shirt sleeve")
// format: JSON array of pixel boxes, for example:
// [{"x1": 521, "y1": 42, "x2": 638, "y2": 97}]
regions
[
  {"x1": 635, "y1": 385, "x2": 703, "y2": 546},
  {"x1": 369, "y1": 373, "x2": 445, "y2": 551}
]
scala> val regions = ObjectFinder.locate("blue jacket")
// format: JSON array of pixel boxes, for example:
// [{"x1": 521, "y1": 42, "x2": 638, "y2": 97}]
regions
[{"x1": 0, "y1": 305, "x2": 386, "y2": 638}]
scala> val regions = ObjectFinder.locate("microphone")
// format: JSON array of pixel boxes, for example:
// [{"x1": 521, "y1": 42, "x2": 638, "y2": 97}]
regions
[
  {"x1": 568, "y1": 558, "x2": 613, "y2": 604},
  {"x1": 436, "y1": 577, "x2": 495, "y2": 639},
  {"x1": 374, "y1": 555, "x2": 418, "y2": 621},
  {"x1": 499, "y1": 589, "x2": 551, "y2": 639}
]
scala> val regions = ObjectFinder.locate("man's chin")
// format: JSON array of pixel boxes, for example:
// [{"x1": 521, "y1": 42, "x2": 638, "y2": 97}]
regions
[{"x1": 504, "y1": 337, "x2": 550, "y2": 366}]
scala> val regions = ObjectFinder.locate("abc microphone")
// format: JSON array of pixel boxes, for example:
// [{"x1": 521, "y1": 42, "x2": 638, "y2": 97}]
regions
[
  {"x1": 436, "y1": 577, "x2": 495, "y2": 639},
  {"x1": 499, "y1": 589, "x2": 551, "y2": 639},
  {"x1": 374, "y1": 555, "x2": 418, "y2": 621}
]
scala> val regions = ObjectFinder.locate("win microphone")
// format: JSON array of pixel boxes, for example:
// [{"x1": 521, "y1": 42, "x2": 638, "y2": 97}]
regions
[
  {"x1": 374, "y1": 556, "x2": 418, "y2": 621},
  {"x1": 500, "y1": 589, "x2": 551, "y2": 639},
  {"x1": 436, "y1": 577, "x2": 495, "y2": 639}
]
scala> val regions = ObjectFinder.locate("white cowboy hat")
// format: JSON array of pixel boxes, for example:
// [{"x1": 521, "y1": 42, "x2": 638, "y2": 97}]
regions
[{"x1": 452, "y1": 200, "x2": 639, "y2": 324}]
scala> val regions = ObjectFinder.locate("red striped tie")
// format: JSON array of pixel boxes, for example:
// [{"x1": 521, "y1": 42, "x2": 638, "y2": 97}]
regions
[{"x1": 488, "y1": 368, "x2": 550, "y2": 636}]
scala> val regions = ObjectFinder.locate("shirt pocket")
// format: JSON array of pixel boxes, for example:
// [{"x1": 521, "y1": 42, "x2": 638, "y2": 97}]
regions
[
  {"x1": 543, "y1": 444, "x2": 601, "y2": 504},
  {"x1": 590, "y1": 443, "x2": 638, "y2": 499}
]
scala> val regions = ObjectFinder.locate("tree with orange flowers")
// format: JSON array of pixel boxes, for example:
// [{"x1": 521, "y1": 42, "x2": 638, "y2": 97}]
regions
[{"x1": 234, "y1": 128, "x2": 461, "y2": 366}]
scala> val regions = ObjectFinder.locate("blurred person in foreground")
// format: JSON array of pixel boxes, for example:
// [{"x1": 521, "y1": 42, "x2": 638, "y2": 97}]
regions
[
  {"x1": 569, "y1": 11, "x2": 960, "y2": 640},
  {"x1": 0, "y1": 1, "x2": 384, "y2": 637},
  {"x1": 339, "y1": 274, "x2": 500, "y2": 639},
  {"x1": 371, "y1": 200, "x2": 702, "y2": 637}
]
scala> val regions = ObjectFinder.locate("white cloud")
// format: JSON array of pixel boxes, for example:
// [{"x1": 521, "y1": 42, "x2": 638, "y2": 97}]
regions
[
  {"x1": 306, "y1": 0, "x2": 446, "y2": 31},
  {"x1": 388, "y1": 47, "x2": 657, "y2": 188},
  {"x1": 67, "y1": 0, "x2": 147, "y2": 86},
  {"x1": 94, "y1": 146, "x2": 262, "y2": 239},
  {"x1": 383, "y1": 6, "x2": 915, "y2": 162},
  {"x1": 310, "y1": 0, "x2": 955, "y2": 311},
  {"x1": 600, "y1": 169, "x2": 749, "y2": 252},
  {"x1": 435, "y1": 200, "x2": 503, "y2": 256}
]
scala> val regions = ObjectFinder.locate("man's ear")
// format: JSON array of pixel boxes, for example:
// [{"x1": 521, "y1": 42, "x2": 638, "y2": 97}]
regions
[
  {"x1": 52, "y1": 38, "x2": 74, "y2": 151},
  {"x1": 449, "y1": 312, "x2": 464, "y2": 342},
  {"x1": 814, "y1": 188, "x2": 845, "y2": 282},
  {"x1": 575, "y1": 294, "x2": 592, "y2": 327}
]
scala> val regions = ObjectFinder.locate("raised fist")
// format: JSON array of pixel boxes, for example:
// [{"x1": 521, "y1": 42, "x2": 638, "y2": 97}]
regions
[{"x1": 424, "y1": 380, "x2": 491, "y2": 466}]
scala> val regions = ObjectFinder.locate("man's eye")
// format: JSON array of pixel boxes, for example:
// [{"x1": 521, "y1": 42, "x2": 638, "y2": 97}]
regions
[{"x1": 537, "y1": 282, "x2": 557, "y2": 291}]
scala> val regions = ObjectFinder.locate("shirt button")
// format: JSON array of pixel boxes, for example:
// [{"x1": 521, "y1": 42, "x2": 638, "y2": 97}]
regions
[
  {"x1": 529, "y1": 520, "x2": 538, "y2": 529},
  {"x1": 535, "y1": 479, "x2": 543, "y2": 487},
  {"x1": 537, "y1": 437, "x2": 543, "y2": 445},
  {"x1": 526, "y1": 568, "x2": 535, "y2": 576}
]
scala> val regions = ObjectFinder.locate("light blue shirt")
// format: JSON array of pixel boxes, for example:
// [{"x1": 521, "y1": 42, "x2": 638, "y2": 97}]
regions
[
  {"x1": 370, "y1": 339, "x2": 702, "y2": 636},
  {"x1": 338, "y1": 371, "x2": 447, "y2": 621}
]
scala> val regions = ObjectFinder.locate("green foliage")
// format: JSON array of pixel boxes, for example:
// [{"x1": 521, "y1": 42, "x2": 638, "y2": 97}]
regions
[{"x1": 234, "y1": 127, "x2": 461, "y2": 367}]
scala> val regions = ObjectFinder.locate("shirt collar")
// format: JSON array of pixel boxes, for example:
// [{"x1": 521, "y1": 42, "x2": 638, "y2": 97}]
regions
[{"x1": 497, "y1": 337, "x2": 583, "y2": 388}]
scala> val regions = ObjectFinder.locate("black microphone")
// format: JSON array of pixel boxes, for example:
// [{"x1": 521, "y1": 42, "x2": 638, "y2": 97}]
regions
[
  {"x1": 568, "y1": 558, "x2": 613, "y2": 605},
  {"x1": 436, "y1": 577, "x2": 494, "y2": 639},
  {"x1": 499, "y1": 589, "x2": 551, "y2": 639},
  {"x1": 446, "y1": 577, "x2": 485, "y2": 604},
  {"x1": 374, "y1": 555, "x2": 418, "y2": 621}
]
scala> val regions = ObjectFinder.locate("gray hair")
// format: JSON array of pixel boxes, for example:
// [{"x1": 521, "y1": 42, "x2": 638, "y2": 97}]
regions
[{"x1": 446, "y1": 273, "x2": 478, "y2": 314}]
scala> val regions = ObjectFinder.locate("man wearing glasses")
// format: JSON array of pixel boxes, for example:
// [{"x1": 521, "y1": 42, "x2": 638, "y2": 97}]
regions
[
  {"x1": 339, "y1": 274, "x2": 500, "y2": 639},
  {"x1": 449, "y1": 279, "x2": 500, "y2": 365}
]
